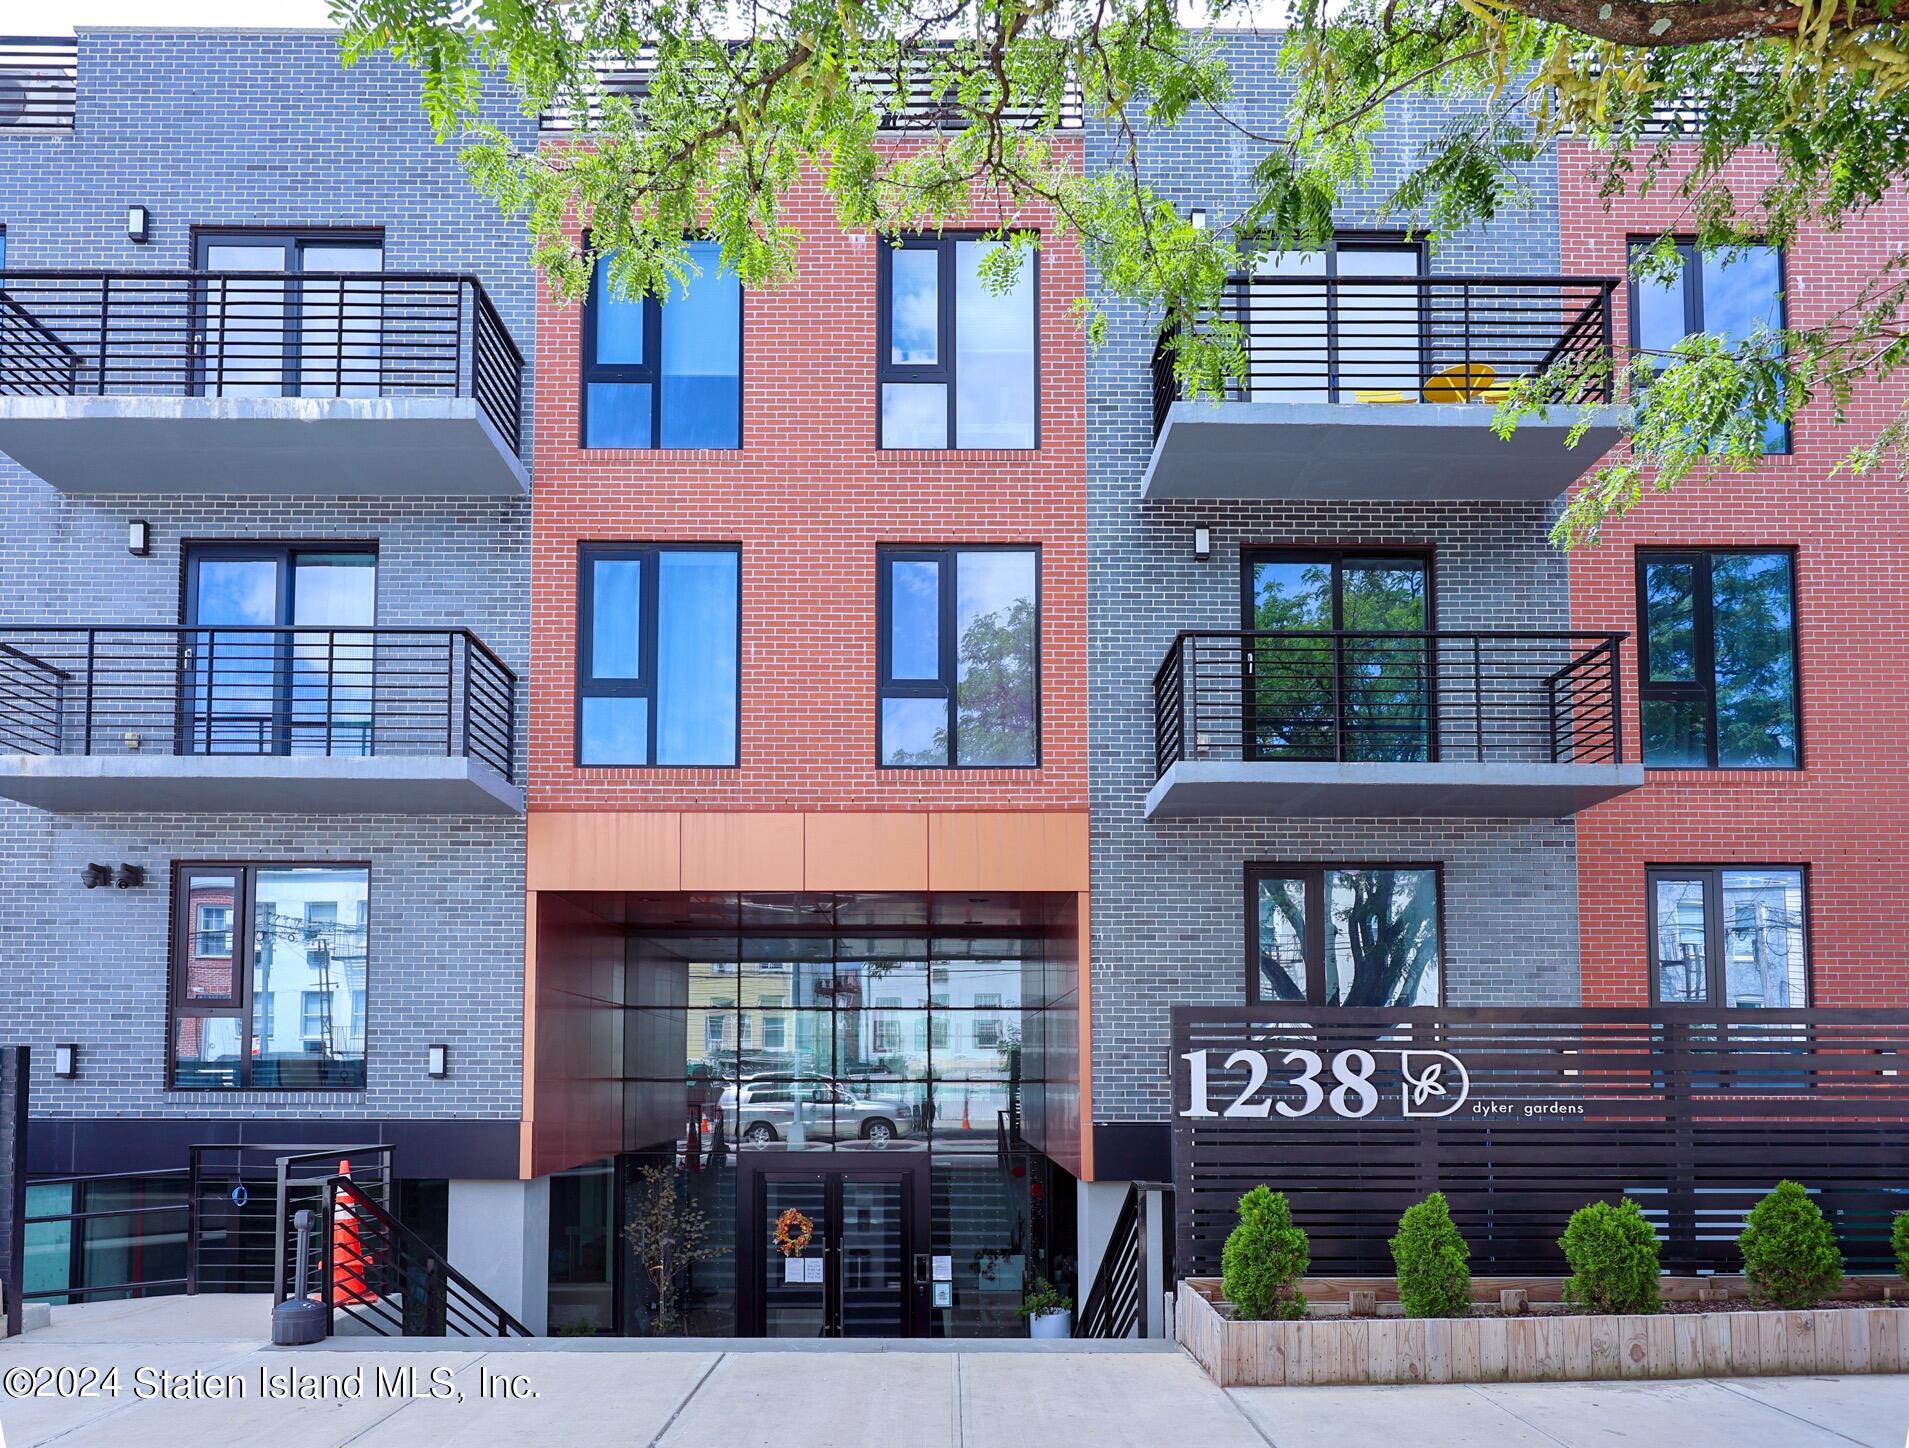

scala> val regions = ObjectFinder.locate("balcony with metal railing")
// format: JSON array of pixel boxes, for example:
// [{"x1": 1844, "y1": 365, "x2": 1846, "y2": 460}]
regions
[
  {"x1": 1144, "y1": 274, "x2": 1625, "y2": 501},
  {"x1": 0, "y1": 270, "x2": 527, "y2": 495},
  {"x1": 1147, "y1": 629, "x2": 1643, "y2": 818},
  {"x1": 0, "y1": 625, "x2": 521, "y2": 813}
]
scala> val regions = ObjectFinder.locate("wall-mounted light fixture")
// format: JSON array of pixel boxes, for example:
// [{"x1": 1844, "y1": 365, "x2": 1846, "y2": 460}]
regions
[
  {"x1": 53, "y1": 1044, "x2": 78, "y2": 1078},
  {"x1": 1193, "y1": 527, "x2": 1212, "y2": 562},
  {"x1": 82, "y1": 862, "x2": 113, "y2": 889},
  {"x1": 427, "y1": 1044, "x2": 448, "y2": 1079},
  {"x1": 127, "y1": 205, "x2": 150, "y2": 244},
  {"x1": 1188, "y1": 207, "x2": 1208, "y2": 231},
  {"x1": 115, "y1": 863, "x2": 146, "y2": 890},
  {"x1": 127, "y1": 519, "x2": 150, "y2": 556}
]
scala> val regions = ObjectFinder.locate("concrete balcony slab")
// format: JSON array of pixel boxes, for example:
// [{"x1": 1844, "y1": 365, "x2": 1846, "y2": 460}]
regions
[
  {"x1": 1144, "y1": 758, "x2": 1645, "y2": 820},
  {"x1": 0, "y1": 752, "x2": 524, "y2": 814}
]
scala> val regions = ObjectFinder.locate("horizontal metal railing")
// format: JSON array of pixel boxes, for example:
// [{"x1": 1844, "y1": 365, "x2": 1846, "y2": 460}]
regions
[
  {"x1": 1154, "y1": 629, "x2": 1625, "y2": 779},
  {"x1": 325, "y1": 1176, "x2": 532, "y2": 1338},
  {"x1": 1152, "y1": 274, "x2": 1618, "y2": 436},
  {"x1": 22, "y1": 1168, "x2": 192, "y2": 1303},
  {"x1": 0, "y1": 625, "x2": 516, "y2": 780},
  {"x1": 0, "y1": 36, "x2": 77, "y2": 132},
  {"x1": 0, "y1": 269, "x2": 524, "y2": 453}
]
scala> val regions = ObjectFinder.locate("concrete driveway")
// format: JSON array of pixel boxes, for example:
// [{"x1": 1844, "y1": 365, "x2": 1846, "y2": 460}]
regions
[{"x1": 3, "y1": 1296, "x2": 1906, "y2": 1447}]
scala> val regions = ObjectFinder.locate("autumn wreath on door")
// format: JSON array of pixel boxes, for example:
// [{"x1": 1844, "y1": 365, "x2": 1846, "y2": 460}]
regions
[{"x1": 774, "y1": 1208, "x2": 814, "y2": 1257}]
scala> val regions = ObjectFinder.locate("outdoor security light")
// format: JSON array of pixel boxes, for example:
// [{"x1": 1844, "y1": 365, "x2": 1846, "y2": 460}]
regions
[
  {"x1": 1188, "y1": 207, "x2": 1207, "y2": 230},
  {"x1": 127, "y1": 205, "x2": 149, "y2": 243},
  {"x1": 1194, "y1": 527, "x2": 1212, "y2": 562},
  {"x1": 127, "y1": 519, "x2": 150, "y2": 556},
  {"x1": 82, "y1": 862, "x2": 113, "y2": 888},
  {"x1": 53, "y1": 1044, "x2": 77, "y2": 1078},
  {"x1": 428, "y1": 1044, "x2": 448, "y2": 1078},
  {"x1": 114, "y1": 863, "x2": 145, "y2": 889}
]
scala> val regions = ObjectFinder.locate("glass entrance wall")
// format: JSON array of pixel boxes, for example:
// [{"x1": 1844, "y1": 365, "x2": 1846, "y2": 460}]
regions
[{"x1": 577, "y1": 891, "x2": 1077, "y2": 1338}]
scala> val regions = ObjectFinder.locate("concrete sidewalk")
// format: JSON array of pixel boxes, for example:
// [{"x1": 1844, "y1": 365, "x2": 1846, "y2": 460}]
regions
[{"x1": 3, "y1": 1297, "x2": 1905, "y2": 1447}]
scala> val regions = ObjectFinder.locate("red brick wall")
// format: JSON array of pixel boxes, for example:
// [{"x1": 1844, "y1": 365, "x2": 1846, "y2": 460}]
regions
[
  {"x1": 1561, "y1": 142, "x2": 1909, "y2": 1008},
  {"x1": 529, "y1": 149, "x2": 1085, "y2": 813}
]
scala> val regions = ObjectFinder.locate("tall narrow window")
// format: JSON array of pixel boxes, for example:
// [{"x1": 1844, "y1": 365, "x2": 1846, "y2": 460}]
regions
[
  {"x1": 194, "y1": 231, "x2": 384, "y2": 399},
  {"x1": 878, "y1": 547, "x2": 1038, "y2": 768},
  {"x1": 1638, "y1": 549, "x2": 1798, "y2": 768},
  {"x1": 583, "y1": 242, "x2": 742, "y2": 449},
  {"x1": 878, "y1": 238, "x2": 1037, "y2": 449},
  {"x1": 1648, "y1": 867, "x2": 1808, "y2": 1007},
  {"x1": 171, "y1": 863, "x2": 369, "y2": 1090},
  {"x1": 1248, "y1": 865, "x2": 1441, "y2": 1006},
  {"x1": 577, "y1": 544, "x2": 741, "y2": 766},
  {"x1": 1630, "y1": 239, "x2": 1788, "y2": 452}
]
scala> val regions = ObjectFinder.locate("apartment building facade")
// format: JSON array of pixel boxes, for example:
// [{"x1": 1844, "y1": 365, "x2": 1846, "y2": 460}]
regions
[
  {"x1": 519, "y1": 127, "x2": 1091, "y2": 1334},
  {"x1": 0, "y1": 31, "x2": 541, "y2": 1323}
]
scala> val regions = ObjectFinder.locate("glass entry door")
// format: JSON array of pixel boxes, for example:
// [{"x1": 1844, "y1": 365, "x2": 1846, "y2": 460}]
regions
[{"x1": 750, "y1": 1163, "x2": 921, "y2": 1337}]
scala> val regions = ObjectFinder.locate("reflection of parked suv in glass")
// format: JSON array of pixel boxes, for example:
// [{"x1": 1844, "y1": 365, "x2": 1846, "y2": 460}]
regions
[{"x1": 721, "y1": 1076, "x2": 915, "y2": 1144}]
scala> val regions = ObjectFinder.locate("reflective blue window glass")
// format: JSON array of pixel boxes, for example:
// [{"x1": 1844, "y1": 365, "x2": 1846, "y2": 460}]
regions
[
  {"x1": 585, "y1": 382, "x2": 652, "y2": 448},
  {"x1": 656, "y1": 550, "x2": 740, "y2": 765},
  {"x1": 888, "y1": 559, "x2": 941, "y2": 680},
  {"x1": 591, "y1": 558, "x2": 642, "y2": 680},
  {"x1": 659, "y1": 242, "x2": 741, "y2": 449},
  {"x1": 955, "y1": 241, "x2": 1036, "y2": 449},
  {"x1": 1632, "y1": 241, "x2": 1786, "y2": 453},
  {"x1": 890, "y1": 248, "x2": 939, "y2": 364},
  {"x1": 580, "y1": 696, "x2": 649, "y2": 766},
  {"x1": 591, "y1": 266, "x2": 646, "y2": 365}
]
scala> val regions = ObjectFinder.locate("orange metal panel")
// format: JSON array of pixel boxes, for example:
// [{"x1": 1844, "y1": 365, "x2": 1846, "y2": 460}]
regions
[
  {"x1": 680, "y1": 811, "x2": 806, "y2": 890},
  {"x1": 926, "y1": 811, "x2": 1090, "y2": 892},
  {"x1": 803, "y1": 812, "x2": 930, "y2": 891},
  {"x1": 527, "y1": 811, "x2": 681, "y2": 892}
]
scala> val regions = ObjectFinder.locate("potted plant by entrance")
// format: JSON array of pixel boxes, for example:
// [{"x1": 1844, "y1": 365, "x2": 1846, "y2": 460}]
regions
[{"x1": 1019, "y1": 1277, "x2": 1073, "y2": 1339}]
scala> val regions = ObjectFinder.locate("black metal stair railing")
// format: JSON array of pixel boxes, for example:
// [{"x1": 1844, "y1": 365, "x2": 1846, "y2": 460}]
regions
[
  {"x1": 1151, "y1": 274, "x2": 1618, "y2": 436},
  {"x1": 1155, "y1": 629, "x2": 1625, "y2": 779},
  {"x1": 324, "y1": 1176, "x2": 532, "y2": 1338},
  {"x1": 1076, "y1": 1181, "x2": 1174, "y2": 1339},
  {"x1": 0, "y1": 625, "x2": 516, "y2": 781},
  {"x1": 0, "y1": 269, "x2": 524, "y2": 453}
]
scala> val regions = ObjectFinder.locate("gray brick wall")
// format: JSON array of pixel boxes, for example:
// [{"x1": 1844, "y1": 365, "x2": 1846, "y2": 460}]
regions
[
  {"x1": 1085, "y1": 33, "x2": 1580, "y2": 1122},
  {"x1": 0, "y1": 32, "x2": 533, "y2": 1123}
]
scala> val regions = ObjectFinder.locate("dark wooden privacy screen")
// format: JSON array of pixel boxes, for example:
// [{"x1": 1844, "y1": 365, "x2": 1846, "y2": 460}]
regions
[{"x1": 1170, "y1": 1007, "x2": 1909, "y2": 1277}]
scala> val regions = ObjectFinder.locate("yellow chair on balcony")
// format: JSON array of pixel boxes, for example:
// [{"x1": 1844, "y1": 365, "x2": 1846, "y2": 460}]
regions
[
  {"x1": 1422, "y1": 362, "x2": 1502, "y2": 404},
  {"x1": 1352, "y1": 388, "x2": 1413, "y2": 404}
]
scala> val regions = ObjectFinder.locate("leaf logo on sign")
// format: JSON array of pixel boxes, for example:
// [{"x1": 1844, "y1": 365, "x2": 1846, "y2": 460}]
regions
[{"x1": 1399, "y1": 1051, "x2": 1469, "y2": 1118}]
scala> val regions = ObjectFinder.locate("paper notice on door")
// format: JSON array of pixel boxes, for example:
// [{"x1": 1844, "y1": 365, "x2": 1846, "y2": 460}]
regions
[
  {"x1": 805, "y1": 1258, "x2": 825, "y2": 1283},
  {"x1": 931, "y1": 1255, "x2": 953, "y2": 1282},
  {"x1": 784, "y1": 1257, "x2": 805, "y2": 1283}
]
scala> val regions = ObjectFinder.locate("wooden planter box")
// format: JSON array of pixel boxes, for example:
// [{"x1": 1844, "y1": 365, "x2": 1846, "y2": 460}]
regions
[{"x1": 1177, "y1": 1279, "x2": 1909, "y2": 1387}]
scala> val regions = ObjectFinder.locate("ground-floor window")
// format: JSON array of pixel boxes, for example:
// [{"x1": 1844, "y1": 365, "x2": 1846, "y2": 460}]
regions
[
  {"x1": 1648, "y1": 866, "x2": 1808, "y2": 1006},
  {"x1": 1248, "y1": 864, "x2": 1441, "y2": 1007},
  {"x1": 170, "y1": 863, "x2": 370, "y2": 1089}
]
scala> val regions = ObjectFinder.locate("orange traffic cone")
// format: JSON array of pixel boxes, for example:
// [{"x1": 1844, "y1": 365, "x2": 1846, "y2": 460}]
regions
[
  {"x1": 961, "y1": 1092, "x2": 972, "y2": 1131},
  {"x1": 330, "y1": 1158, "x2": 369, "y2": 1306}
]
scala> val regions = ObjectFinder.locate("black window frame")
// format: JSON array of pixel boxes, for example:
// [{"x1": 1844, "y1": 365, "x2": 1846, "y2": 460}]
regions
[
  {"x1": 167, "y1": 859, "x2": 372, "y2": 1092},
  {"x1": 1635, "y1": 546, "x2": 1801, "y2": 771},
  {"x1": 1627, "y1": 235, "x2": 1791, "y2": 454},
  {"x1": 575, "y1": 541, "x2": 743, "y2": 768},
  {"x1": 875, "y1": 544, "x2": 1042, "y2": 770},
  {"x1": 876, "y1": 234, "x2": 1041, "y2": 451},
  {"x1": 578, "y1": 234, "x2": 745, "y2": 451},
  {"x1": 1245, "y1": 862, "x2": 1446, "y2": 1007},
  {"x1": 1645, "y1": 864, "x2": 1811, "y2": 1008}
]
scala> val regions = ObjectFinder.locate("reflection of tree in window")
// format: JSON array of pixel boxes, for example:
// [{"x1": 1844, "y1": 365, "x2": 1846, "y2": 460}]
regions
[{"x1": 1326, "y1": 870, "x2": 1438, "y2": 1006}]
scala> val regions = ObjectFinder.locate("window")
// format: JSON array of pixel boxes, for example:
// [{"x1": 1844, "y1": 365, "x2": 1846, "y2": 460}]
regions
[
  {"x1": 1649, "y1": 867, "x2": 1808, "y2": 1006},
  {"x1": 583, "y1": 242, "x2": 741, "y2": 449},
  {"x1": 1248, "y1": 865, "x2": 1441, "y2": 1006},
  {"x1": 1249, "y1": 235, "x2": 1426, "y2": 402},
  {"x1": 878, "y1": 237, "x2": 1037, "y2": 449},
  {"x1": 194, "y1": 231, "x2": 385, "y2": 399},
  {"x1": 705, "y1": 1014, "x2": 727, "y2": 1052},
  {"x1": 1638, "y1": 550, "x2": 1798, "y2": 768},
  {"x1": 171, "y1": 864, "x2": 369, "y2": 1090},
  {"x1": 194, "y1": 904, "x2": 233, "y2": 958},
  {"x1": 185, "y1": 544, "x2": 377, "y2": 757},
  {"x1": 761, "y1": 1014, "x2": 786, "y2": 1051},
  {"x1": 1630, "y1": 239, "x2": 1788, "y2": 452},
  {"x1": 877, "y1": 546, "x2": 1038, "y2": 767},
  {"x1": 1244, "y1": 549, "x2": 1432, "y2": 763},
  {"x1": 972, "y1": 993, "x2": 1003, "y2": 1049},
  {"x1": 576, "y1": 544, "x2": 740, "y2": 766}
]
